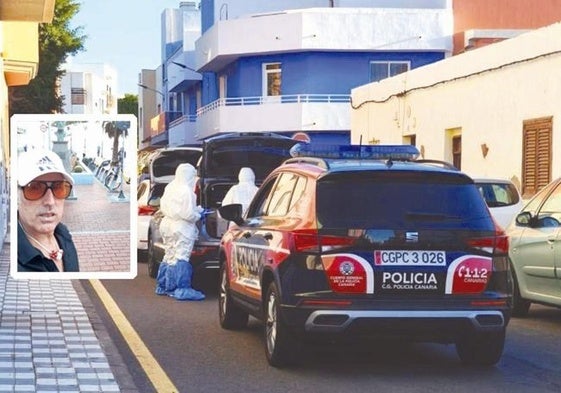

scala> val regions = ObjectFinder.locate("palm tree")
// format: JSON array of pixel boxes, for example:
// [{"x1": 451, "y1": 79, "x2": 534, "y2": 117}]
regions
[{"x1": 103, "y1": 121, "x2": 130, "y2": 165}]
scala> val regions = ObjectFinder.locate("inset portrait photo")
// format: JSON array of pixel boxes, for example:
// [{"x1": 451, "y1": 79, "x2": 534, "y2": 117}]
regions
[{"x1": 10, "y1": 114, "x2": 137, "y2": 279}]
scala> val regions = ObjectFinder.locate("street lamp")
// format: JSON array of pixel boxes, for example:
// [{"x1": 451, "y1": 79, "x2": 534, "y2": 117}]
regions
[
  {"x1": 137, "y1": 83, "x2": 165, "y2": 97},
  {"x1": 171, "y1": 61, "x2": 200, "y2": 73}
]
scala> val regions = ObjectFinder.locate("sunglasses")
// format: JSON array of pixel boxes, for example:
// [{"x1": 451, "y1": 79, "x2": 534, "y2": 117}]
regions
[{"x1": 21, "y1": 181, "x2": 73, "y2": 201}]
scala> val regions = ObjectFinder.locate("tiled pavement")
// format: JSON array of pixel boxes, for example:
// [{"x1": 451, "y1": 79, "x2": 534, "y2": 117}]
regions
[
  {"x1": 0, "y1": 175, "x2": 138, "y2": 392},
  {"x1": 0, "y1": 246, "x2": 129, "y2": 392},
  {"x1": 63, "y1": 177, "x2": 131, "y2": 273}
]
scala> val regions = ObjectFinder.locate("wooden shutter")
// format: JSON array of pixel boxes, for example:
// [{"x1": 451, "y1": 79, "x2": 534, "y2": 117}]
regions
[{"x1": 522, "y1": 117, "x2": 552, "y2": 198}]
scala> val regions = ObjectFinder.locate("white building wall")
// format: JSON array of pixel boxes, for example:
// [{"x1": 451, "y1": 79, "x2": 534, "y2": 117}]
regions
[
  {"x1": 60, "y1": 63, "x2": 118, "y2": 115},
  {"x1": 351, "y1": 22, "x2": 561, "y2": 184},
  {"x1": 196, "y1": 7, "x2": 452, "y2": 69}
]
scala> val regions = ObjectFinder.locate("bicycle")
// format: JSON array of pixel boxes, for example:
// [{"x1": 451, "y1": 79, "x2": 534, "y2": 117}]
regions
[{"x1": 104, "y1": 163, "x2": 123, "y2": 191}]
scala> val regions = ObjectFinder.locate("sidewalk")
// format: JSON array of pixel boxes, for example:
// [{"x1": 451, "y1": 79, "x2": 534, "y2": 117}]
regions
[
  {"x1": 63, "y1": 178, "x2": 131, "y2": 273},
  {"x1": 0, "y1": 179, "x2": 137, "y2": 392},
  {"x1": 0, "y1": 244, "x2": 122, "y2": 392}
]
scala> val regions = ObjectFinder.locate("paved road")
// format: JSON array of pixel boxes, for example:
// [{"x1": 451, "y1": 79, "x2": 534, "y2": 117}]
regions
[{"x1": 83, "y1": 257, "x2": 561, "y2": 393}]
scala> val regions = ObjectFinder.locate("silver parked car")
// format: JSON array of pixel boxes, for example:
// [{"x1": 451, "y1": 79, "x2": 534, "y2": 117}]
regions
[{"x1": 506, "y1": 177, "x2": 561, "y2": 316}]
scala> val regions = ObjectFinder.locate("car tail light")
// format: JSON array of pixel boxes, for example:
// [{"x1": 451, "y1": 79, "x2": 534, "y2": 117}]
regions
[
  {"x1": 138, "y1": 205, "x2": 156, "y2": 216},
  {"x1": 459, "y1": 227, "x2": 510, "y2": 295},
  {"x1": 466, "y1": 227, "x2": 508, "y2": 255},
  {"x1": 292, "y1": 229, "x2": 356, "y2": 253}
]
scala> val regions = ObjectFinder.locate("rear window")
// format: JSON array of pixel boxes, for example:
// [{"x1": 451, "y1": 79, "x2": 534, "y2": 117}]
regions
[
  {"x1": 204, "y1": 148, "x2": 292, "y2": 180},
  {"x1": 316, "y1": 172, "x2": 491, "y2": 230},
  {"x1": 475, "y1": 182, "x2": 520, "y2": 207},
  {"x1": 152, "y1": 149, "x2": 201, "y2": 178},
  {"x1": 202, "y1": 136, "x2": 297, "y2": 180}
]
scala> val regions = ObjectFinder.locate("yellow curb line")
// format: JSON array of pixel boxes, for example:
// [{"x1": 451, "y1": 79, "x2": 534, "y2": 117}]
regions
[{"x1": 89, "y1": 279, "x2": 179, "y2": 393}]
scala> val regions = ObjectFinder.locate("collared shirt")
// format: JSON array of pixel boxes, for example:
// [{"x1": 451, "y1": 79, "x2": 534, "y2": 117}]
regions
[{"x1": 18, "y1": 221, "x2": 80, "y2": 272}]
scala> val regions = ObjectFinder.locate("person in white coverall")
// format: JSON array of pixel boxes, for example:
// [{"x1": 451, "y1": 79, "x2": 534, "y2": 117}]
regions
[
  {"x1": 155, "y1": 163, "x2": 205, "y2": 300},
  {"x1": 221, "y1": 167, "x2": 259, "y2": 227}
]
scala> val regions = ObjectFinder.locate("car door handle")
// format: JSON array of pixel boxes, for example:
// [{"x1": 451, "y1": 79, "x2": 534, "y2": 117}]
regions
[
  {"x1": 242, "y1": 231, "x2": 251, "y2": 239},
  {"x1": 263, "y1": 232, "x2": 273, "y2": 240}
]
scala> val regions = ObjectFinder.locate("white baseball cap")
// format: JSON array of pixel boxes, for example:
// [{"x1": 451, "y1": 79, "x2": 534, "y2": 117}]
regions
[{"x1": 17, "y1": 149, "x2": 74, "y2": 187}]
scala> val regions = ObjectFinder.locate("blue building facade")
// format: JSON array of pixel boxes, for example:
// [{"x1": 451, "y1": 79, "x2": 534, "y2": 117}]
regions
[{"x1": 155, "y1": 0, "x2": 452, "y2": 146}]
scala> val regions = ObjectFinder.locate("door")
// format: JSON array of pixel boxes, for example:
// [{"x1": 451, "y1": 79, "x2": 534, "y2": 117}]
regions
[
  {"x1": 228, "y1": 172, "x2": 302, "y2": 300},
  {"x1": 514, "y1": 181, "x2": 561, "y2": 301},
  {"x1": 262, "y1": 62, "x2": 281, "y2": 103}
]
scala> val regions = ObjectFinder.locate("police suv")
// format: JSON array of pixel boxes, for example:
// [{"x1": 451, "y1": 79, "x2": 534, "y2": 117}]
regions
[{"x1": 218, "y1": 144, "x2": 512, "y2": 367}]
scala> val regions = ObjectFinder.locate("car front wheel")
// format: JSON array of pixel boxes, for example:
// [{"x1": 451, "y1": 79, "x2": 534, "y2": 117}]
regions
[
  {"x1": 218, "y1": 263, "x2": 248, "y2": 330},
  {"x1": 456, "y1": 329, "x2": 505, "y2": 366},
  {"x1": 147, "y1": 233, "x2": 159, "y2": 279},
  {"x1": 264, "y1": 282, "x2": 298, "y2": 368}
]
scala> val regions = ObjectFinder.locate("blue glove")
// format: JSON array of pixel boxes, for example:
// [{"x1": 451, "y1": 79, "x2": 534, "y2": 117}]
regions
[{"x1": 200, "y1": 208, "x2": 212, "y2": 220}]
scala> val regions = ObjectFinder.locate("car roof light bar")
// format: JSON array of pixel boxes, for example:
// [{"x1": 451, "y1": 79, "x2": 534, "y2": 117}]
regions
[{"x1": 289, "y1": 143, "x2": 420, "y2": 161}]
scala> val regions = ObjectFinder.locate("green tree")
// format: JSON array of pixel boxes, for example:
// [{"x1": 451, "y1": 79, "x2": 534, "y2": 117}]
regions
[
  {"x1": 8, "y1": 0, "x2": 85, "y2": 116},
  {"x1": 118, "y1": 94, "x2": 138, "y2": 117},
  {"x1": 103, "y1": 121, "x2": 130, "y2": 165}
]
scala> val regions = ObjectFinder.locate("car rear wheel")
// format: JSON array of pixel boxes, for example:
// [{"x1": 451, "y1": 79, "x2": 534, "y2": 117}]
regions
[
  {"x1": 264, "y1": 282, "x2": 298, "y2": 368},
  {"x1": 147, "y1": 233, "x2": 159, "y2": 279},
  {"x1": 510, "y1": 264, "x2": 531, "y2": 317},
  {"x1": 456, "y1": 329, "x2": 505, "y2": 366},
  {"x1": 218, "y1": 264, "x2": 248, "y2": 330}
]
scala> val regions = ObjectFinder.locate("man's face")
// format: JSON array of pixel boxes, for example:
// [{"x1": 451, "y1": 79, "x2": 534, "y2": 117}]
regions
[{"x1": 18, "y1": 173, "x2": 66, "y2": 236}]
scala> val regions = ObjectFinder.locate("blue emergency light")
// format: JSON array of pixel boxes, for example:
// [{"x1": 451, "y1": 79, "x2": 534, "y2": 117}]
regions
[{"x1": 289, "y1": 143, "x2": 420, "y2": 160}]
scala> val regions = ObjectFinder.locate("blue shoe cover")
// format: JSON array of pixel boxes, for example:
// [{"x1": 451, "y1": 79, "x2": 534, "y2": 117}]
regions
[
  {"x1": 164, "y1": 263, "x2": 178, "y2": 293},
  {"x1": 155, "y1": 262, "x2": 169, "y2": 295},
  {"x1": 175, "y1": 260, "x2": 193, "y2": 288},
  {"x1": 172, "y1": 287, "x2": 205, "y2": 301},
  {"x1": 172, "y1": 260, "x2": 205, "y2": 300}
]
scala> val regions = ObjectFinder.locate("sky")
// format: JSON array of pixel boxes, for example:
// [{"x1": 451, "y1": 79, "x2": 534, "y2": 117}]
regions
[{"x1": 69, "y1": 0, "x2": 183, "y2": 97}]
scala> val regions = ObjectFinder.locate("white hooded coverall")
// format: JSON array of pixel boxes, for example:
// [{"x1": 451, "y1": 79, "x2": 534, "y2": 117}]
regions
[
  {"x1": 221, "y1": 167, "x2": 259, "y2": 214},
  {"x1": 159, "y1": 163, "x2": 203, "y2": 264}
]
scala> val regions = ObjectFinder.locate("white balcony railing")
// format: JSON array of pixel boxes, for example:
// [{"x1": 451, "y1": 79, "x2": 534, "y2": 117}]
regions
[
  {"x1": 195, "y1": 94, "x2": 352, "y2": 140},
  {"x1": 169, "y1": 114, "x2": 197, "y2": 128},
  {"x1": 196, "y1": 94, "x2": 350, "y2": 117}
]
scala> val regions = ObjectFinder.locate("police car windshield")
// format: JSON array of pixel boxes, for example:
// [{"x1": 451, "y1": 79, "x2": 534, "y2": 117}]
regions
[{"x1": 316, "y1": 172, "x2": 490, "y2": 230}]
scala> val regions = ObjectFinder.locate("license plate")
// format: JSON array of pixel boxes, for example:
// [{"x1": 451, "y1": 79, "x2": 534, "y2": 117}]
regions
[{"x1": 374, "y1": 250, "x2": 446, "y2": 266}]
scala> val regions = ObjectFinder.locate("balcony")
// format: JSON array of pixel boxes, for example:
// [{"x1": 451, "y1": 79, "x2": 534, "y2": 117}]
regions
[
  {"x1": 168, "y1": 114, "x2": 198, "y2": 146},
  {"x1": 196, "y1": 8, "x2": 451, "y2": 71},
  {"x1": 195, "y1": 94, "x2": 351, "y2": 141}
]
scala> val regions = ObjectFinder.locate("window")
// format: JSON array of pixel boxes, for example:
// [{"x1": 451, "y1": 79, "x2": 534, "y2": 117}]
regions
[
  {"x1": 403, "y1": 134, "x2": 416, "y2": 146},
  {"x1": 250, "y1": 175, "x2": 279, "y2": 218},
  {"x1": 476, "y1": 183, "x2": 520, "y2": 207},
  {"x1": 263, "y1": 63, "x2": 281, "y2": 96},
  {"x1": 316, "y1": 173, "x2": 487, "y2": 230},
  {"x1": 452, "y1": 136, "x2": 462, "y2": 170},
  {"x1": 219, "y1": 75, "x2": 227, "y2": 99},
  {"x1": 540, "y1": 183, "x2": 561, "y2": 214},
  {"x1": 369, "y1": 61, "x2": 410, "y2": 82},
  {"x1": 249, "y1": 173, "x2": 306, "y2": 218},
  {"x1": 266, "y1": 173, "x2": 298, "y2": 217},
  {"x1": 71, "y1": 88, "x2": 86, "y2": 105},
  {"x1": 522, "y1": 117, "x2": 552, "y2": 198}
]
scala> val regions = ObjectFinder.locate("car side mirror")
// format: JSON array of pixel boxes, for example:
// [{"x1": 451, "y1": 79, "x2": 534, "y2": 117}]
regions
[
  {"x1": 515, "y1": 211, "x2": 533, "y2": 227},
  {"x1": 219, "y1": 203, "x2": 244, "y2": 226}
]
